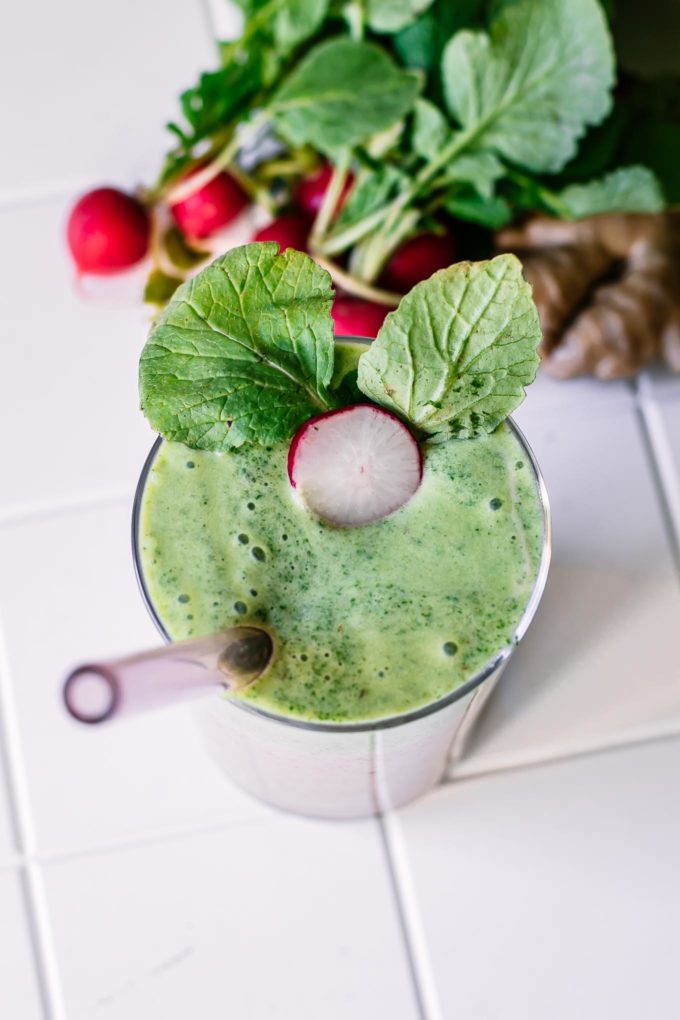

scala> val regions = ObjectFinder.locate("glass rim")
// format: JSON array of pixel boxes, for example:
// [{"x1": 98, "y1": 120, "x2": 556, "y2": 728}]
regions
[{"x1": 132, "y1": 338, "x2": 551, "y2": 734}]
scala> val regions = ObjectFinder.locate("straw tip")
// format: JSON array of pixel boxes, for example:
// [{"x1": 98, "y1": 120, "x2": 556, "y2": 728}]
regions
[{"x1": 63, "y1": 666, "x2": 118, "y2": 724}]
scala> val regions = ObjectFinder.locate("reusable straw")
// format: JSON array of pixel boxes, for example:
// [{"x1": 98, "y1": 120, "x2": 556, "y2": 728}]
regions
[{"x1": 63, "y1": 628, "x2": 274, "y2": 724}]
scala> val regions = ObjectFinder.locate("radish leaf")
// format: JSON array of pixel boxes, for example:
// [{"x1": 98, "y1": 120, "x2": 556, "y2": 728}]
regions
[
  {"x1": 444, "y1": 189, "x2": 512, "y2": 228},
  {"x1": 357, "y1": 254, "x2": 541, "y2": 438},
  {"x1": 551, "y1": 166, "x2": 665, "y2": 218},
  {"x1": 139, "y1": 244, "x2": 336, "y2": 450},
  {"x1": 273, "y1": 0, "x2": 330, "y2": 52},
  {"x1": 366, "y1": 0, "x2": 435, "y2": 34},
  {"x1": 271, "y1": 39, "x2": 420, "y2": 155},
  {"x1": 442, "y1": 0, "x2": 614, "y2": 174}
]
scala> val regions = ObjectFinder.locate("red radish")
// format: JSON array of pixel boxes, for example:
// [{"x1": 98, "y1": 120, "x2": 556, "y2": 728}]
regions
[
  {"x1": 170, "y1": 170, "x2": 249, "y2": 239},
  {"x1": 66, "y1": 187, "x2": 150, "y2": 274},
  {"x1": 332, "y1": 297, "x2": 389, "y2": 339},
  {"x1": 383, "y1": 232, "x2": 458, "y2": 293},
  {"x1": 288, "y1": 405, "x2": 422, "y2": 526},
  {"x1": 252, "y1": 214, "x2": 310, "y2": 252},
  {"x1": 295, "y1": 164, "x2": 354, "y2": 217}
]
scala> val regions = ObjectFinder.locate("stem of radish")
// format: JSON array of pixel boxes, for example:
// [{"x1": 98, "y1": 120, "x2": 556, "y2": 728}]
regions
[
  {"x1": 310, "y1": 149, "x2": 351, "y2": 245},
  {"x1": 313, "y1": 254, "x2": 402, "y2": 306},
  {"x1": 317, "y1": 126, "x2": 479, "y2": 273},
  {"x1": 163, "y1": 110, "x2": 271, "y2": 205}
]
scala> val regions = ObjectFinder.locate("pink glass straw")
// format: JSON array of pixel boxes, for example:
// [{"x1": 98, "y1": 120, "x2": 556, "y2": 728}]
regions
[{"x1": 63, "y1": 627, "x2": 274, "y2": 725}]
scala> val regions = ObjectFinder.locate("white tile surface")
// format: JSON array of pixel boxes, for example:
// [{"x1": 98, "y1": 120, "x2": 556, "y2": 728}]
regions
[
  {"x1": 518, "y1": 368, "x2": 633, "y2": 415},
  {"x1": 394, "y1": 737, "x2": 680, "y2": 1020},
  {"x1": 453, "y1": 380, "x2": 680, "y2": 776},
  {"x1": 0, "y1": 870, "x2": 43, "y2": 1018},
  {"x1": 0, "y1": 0, "x2": 216, "y2": 199},
  {"x1": 43, "y1": 818, "x2": 417, "y2": 1020},
  {"x1": 0, "y1": 196, "x2": 154, "y2": 517},
  {"x1": 205, "y1": 0, "x2": 243, "y2": 39},
  {"x1": 0, "y1": 501, "x2": 269, "y2": 856}
]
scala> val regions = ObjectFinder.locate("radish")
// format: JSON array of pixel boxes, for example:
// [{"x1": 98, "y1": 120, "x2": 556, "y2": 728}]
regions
[
  {"x1": 66, "y1": 187, "x2": 150, "y2": 274},
  {"x1": 332, "y1": 297, "x2": 389, "y2": 339},
  {"x1": 288, "y1": 405, "x2": 422, "y2": 526},
  {"x1": 295, "y1": 164, "x2": 354, "y2": 217},
  {"x1": 170, "y1": 170, "x2": 249, "y2": 239},
  {"x1": 384, "y1": 232, "x2": 458, "y2": 293},
  {"x1": 252, "y1": 214, "x2": 310, "y2": 252}
]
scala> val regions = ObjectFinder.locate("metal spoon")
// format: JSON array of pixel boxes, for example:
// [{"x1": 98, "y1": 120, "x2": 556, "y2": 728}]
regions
[{"x1": 63, "y1": 627, "x2": 274, "y2": 725}]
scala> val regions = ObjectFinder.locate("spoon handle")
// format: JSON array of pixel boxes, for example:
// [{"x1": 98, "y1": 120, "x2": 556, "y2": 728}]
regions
[{"x1": 63, "y1": 627, "x2": 273, "y2": 724}]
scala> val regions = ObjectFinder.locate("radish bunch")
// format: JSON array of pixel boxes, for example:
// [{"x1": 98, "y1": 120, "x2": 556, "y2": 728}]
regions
[{"x1": 66, "y1": 158, "x2": 459, "y2": 332}]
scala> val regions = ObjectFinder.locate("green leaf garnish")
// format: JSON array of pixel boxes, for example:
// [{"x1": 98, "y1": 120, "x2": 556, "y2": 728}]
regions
[
  {"x1": 330, "y1": 340, "x2": 365, "y2": 406},
  {"x1": 392, "y1": 0, "x2": 484, "y2": 71},
  {"x1": 412, "y1": 98, "x2": 449, "y2": 160},
  {"x1": 177, "y1": 53, "x2": 262, "y2": 150},
  {"x1": 357, "y1": 254, "x2": 541, "y2": 439},
  {"x1": 330, "y1": 166, "x2": 407, "y2": 236},
  {"x1": 442, "y1": 0, "x2": 614, "y2": 174},
  {"x1": 366, "y1": 0, "x2": 435, "y2": 34},
  {"x1": 163, "y1": 227, "x2": 209, "y2": 271},
  {"x1": 444, "y1": 189, "x2": 512, "y2": 229},
  {"x1": 619, "y1": 121, "x2": 680, "y2": 205},
  {"x1": 443, "y1": 150, "x2": 505, "y2": 200},
  {"x1": 550, "y1": 166, "x2": 665, "y2": 218},
  {"x1": 412, "y1": 103, "x2": 504, "y2": 198},
  {"x1": 144, "y1": 269, "x2": 184, "y2": 307},
  {"x1": 272, "y1": 0, "x2": 330, "y2": 53},
  {"x1": 139, "y1": 243, "x2": 335, "y2": 451},
  {"x1": 271, "y1": 39, "x2": 420, "y2": 155},
  {"x1": 392, "y1": 13, "x2": 439, "y2": 70}
]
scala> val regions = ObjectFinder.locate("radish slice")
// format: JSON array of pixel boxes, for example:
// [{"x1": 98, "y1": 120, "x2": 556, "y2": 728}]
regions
[{"x1": 288, "y1": 405, "x2": 423, "y2": 526}]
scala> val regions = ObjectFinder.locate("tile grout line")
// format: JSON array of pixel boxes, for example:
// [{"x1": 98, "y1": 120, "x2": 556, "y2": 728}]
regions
[
  {"x1": 447, "y1": 727, "x2": 680, "y2": 786},
  {"x1": 634, "y1": 378, "x2": 680, "y2": 578},
  {"x1": 0, "y1": 180, "x2": 95, "y2": 210},
  {"x1": 378, "y1": 812, "x2": 444, "y2": 1020},
  {"x1": 0, "y1": 618, "x2": 67, "y2": 1020},
  {"x1": 25, "y1": 809, "x2": 276, "y2": 868},
  {"x1": 23, "y1": 728, "x2": 680, "y2": 867}
]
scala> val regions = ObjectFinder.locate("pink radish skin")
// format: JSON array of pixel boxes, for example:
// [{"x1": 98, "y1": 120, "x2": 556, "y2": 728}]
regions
[
  {"x1": 295, "y1": 164, "x2": 354, "y2": 217},
  {"x1": 171, "y1": 170, "x2": 249, "y2": 239},
  {"x1": 384, "y1": 232, "x2": 458, "y2": 293},
  {"x1": 332, "y1": 297, "x2": 389, "y2": 339},
  {"x1": 253, "y1": 214, "x2": 311, "y2": 252},
  {"x1": 288, "y1": 405, "x2": 423, "y2": 527},
  {"x1": 66, "y1": 187, "x2": 150, "y2": 274}
]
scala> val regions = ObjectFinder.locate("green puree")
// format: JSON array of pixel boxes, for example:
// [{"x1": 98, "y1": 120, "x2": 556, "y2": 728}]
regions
[{"x1": 139, "y1": 421, "x2": 544, "y2": 724}]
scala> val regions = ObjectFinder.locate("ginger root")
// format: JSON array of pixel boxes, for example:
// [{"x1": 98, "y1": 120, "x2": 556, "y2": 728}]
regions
[{"x1": 497, "y1": 212, "x2": 680, "y2": 380}]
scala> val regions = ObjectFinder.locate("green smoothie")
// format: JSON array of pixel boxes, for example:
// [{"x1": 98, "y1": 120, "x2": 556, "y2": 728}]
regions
[
  {"x1": 136, "y1": 245, "x2": 546, "y2": 725},
  {"x1": 138, "y1": 390, "x2": 544, "y2": 723}
]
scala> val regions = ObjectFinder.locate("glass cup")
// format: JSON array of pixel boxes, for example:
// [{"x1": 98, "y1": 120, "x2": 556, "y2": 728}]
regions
[{"x1": 132, "y1": 339, "x2": 551, "y2": 819}]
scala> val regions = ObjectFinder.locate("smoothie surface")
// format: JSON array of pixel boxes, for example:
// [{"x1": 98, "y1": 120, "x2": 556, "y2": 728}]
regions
[{"x1": 138, "y1": 419, "x2": 544, "y2": 723}]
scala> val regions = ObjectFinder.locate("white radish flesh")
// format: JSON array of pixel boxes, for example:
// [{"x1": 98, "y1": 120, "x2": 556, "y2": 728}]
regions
[{"x1": 288, "y1": 404, "x2": 422, "y2": 526}]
